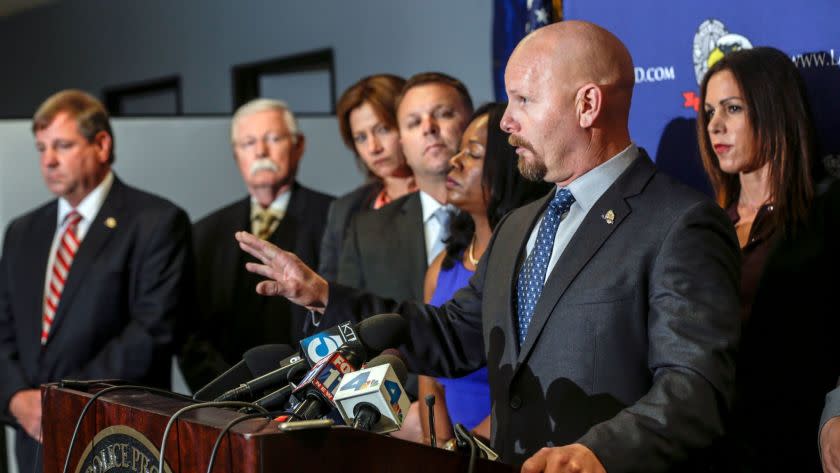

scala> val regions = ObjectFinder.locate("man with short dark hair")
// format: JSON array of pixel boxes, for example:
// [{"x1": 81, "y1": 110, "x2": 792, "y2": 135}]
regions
[
  {"x1": 179, "y1": 98, "x2": 333, "y2": 390},
  {"x1": 0, "y1": 89, "x2": 192, "y2": 471}
]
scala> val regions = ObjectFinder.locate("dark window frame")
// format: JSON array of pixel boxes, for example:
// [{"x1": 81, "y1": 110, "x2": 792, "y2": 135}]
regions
[
  {"x1": 103, "y1": 75, "x2": 183, "y2": 117},
  {"x1": 231, "y1": 48, "x2": 336, "y2": 116}
]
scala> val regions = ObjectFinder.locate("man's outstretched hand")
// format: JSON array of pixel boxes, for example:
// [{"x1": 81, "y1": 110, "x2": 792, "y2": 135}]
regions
[{"x1": 236, "y1": 231, "x2": 329, "y2": 312}]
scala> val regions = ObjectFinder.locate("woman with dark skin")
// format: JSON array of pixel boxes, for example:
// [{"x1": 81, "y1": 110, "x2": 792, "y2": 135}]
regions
[{"x1": 698, "y1": 46, "x2": 840, "y2": 472}]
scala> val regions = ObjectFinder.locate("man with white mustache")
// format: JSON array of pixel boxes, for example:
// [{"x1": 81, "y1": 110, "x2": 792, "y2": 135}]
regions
[{"x1": 179, "y1": 98, "x2": 333, "y2": 390}]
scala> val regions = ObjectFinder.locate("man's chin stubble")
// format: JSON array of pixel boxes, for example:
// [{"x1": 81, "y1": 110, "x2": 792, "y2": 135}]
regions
[{"x1": 518, "y1": 156, "x2": 547, "y2": 182}]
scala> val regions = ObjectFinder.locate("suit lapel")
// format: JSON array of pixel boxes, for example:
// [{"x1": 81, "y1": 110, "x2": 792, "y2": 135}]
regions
[
  {"x1": 48, "y1": 178, "x2": 126, "y2": 339},
  {"x1": 515, "y1": 154, "x2": 656, "y2": 366},
  {"x1": 494, "y1": 194, "x2": 551, "y2": 367},
  {"x1": 395, "y1": 193, "x2": 427, "y2": 298},
  {"x1": 225, "y1": 197, "x2": 253, "y2": 296},
  {"x1": 269, "y1": 183, "x2": 302, "y2": 251},
  {"x1": 19, "y1": 203, "x2": 58, "y2": 350}
]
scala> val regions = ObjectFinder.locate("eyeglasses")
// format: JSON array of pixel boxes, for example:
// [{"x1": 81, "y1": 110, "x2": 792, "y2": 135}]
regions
[{"x1": 235, "y1": 132, "x2": 295, "y2": 151}]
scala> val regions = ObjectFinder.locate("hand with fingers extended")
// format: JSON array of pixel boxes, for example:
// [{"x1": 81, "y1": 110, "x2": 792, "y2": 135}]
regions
[
  {"x1": 521, "y1": 444, "x2": 606, "y2": 473},
  {"x1": 235, "y1": 231, "x2": 329, "y2": 312}
]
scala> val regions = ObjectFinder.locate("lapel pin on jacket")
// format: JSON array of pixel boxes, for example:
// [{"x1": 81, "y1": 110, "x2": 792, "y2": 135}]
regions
[
  {"x1": 105, "y1": 217, "x2": 117, "y2": 229},
  {"x1": 602, "y1": 210, "x2": 615, "y2": 225}
]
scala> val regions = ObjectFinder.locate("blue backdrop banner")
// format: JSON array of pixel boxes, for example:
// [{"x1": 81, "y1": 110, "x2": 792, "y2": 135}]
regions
[{"x1": 559, "y1": 0, "x2": 840, "y2": 193}]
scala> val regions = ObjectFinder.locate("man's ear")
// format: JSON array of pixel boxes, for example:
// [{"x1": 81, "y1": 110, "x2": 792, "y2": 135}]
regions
[
  {"x1": 575, "y1": 84, "x2": 603, "y2": 129},
  {"x1": 93, "y1": 131, "x2": 112, "y2": 164}
]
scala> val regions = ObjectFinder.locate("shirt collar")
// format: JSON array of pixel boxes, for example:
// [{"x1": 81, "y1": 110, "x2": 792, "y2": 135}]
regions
[
  {"x1": 419, "y1": 190, "x2": 446, "y2": 223},
  {"x1": 565, "y1": 143, "x2": 638, "y2": 213},
  {"x1": 57, "y1": 171, "x2": 114, "y2": 225},
  {"x1": 727, "y1": 201, "x2": 777, "y2": 249},
  {"x1": 251, "y1": 187, "x2": 292, "y2": 218}
]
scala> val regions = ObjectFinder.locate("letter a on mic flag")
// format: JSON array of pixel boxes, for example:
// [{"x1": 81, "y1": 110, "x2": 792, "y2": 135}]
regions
[{"x1": 493, "y1": 0, "x2": 560, "y2": 100}]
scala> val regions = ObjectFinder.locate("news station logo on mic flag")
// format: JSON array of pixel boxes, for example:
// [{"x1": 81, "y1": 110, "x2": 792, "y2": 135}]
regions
[
  {"x1": 493, "y1": 0, "x2": 560, "y2": 100},
  {"x1": 294, "y1": 348, "x2": 359, "y2": 401},
  {"x1": 334, "y1": 364, "x2": 410, "y2": 434},
  {"x1": 299, "y1": 321, "x2": 358, "y2": 365}
]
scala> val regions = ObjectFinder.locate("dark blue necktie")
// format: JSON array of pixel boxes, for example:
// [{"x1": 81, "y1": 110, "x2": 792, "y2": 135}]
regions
[{"x1": 516, "y1": 188, "x2": 575, "y2": 346}]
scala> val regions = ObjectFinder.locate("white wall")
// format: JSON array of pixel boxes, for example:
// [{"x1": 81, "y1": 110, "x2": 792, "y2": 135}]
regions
[{"x1": 0, "y1": 0, "x2": 493, "y2": 117}]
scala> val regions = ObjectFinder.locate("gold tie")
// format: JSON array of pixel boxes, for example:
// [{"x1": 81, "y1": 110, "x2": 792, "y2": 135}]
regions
[{"x1": 253, "y1": 209, "x2": 281, "y2": 240}]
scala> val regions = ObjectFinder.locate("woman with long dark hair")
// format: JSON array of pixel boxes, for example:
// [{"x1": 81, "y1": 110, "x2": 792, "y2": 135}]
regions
[
  {"x1": 418, "y1": 102, "x2": 551, "y2": 446},
  {"x1": 698, "y1": 46, "x2": 840, "y2": 472}
]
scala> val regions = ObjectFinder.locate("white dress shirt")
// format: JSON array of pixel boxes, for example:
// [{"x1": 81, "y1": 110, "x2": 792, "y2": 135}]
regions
[
  {"x1": 43, "y1": 171, "x2": 115, "y2": 299},
  {"x1": 250, "y1": 188, "x2": 292, "y2": 235},
  {"x1": 419, "y1": 190, "x2": 454, "y2": 265}
]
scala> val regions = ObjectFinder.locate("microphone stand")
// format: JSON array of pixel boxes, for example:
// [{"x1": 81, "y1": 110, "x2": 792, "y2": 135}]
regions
[{"x1": 424, "y1": 394, "x2": 437, "y2": 448}]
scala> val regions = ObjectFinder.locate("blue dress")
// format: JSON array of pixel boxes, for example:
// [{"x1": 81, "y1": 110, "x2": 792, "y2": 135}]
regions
[{"x1": 429, "y1": 258, "x2": 491, "y2": 430}]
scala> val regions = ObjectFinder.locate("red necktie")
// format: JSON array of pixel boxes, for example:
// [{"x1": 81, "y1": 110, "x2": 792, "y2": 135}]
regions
[{"x1": 42, "y1": 211, "x2": 83, "y2": 344}]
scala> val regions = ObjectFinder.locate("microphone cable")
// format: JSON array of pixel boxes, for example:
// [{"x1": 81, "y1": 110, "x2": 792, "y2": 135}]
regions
[
  {"x1": 60, "y1": 384, "x2": 193, "y2": 473},
  {"x1": 158, "y1": 401, "x2": 270, "y2": 473},
  {"x1": 205, "y1": 411, "x2": 277, "y2": 473}
]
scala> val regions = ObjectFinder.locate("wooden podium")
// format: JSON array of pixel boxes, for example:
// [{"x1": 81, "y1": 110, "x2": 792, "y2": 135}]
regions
[{"x1": 42, "y1": 383, "x2": 519, "y2": 473}]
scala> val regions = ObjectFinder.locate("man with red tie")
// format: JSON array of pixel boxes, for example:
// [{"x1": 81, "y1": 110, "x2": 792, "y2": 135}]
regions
[{"x1": 0, "y1": 90, "x2": 193, "y2": 471}]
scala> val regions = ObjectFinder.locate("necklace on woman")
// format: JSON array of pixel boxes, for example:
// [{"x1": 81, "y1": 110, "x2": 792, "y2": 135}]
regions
[{"x1": 467, "y1": 235, "x2": 479, "y2": 266}]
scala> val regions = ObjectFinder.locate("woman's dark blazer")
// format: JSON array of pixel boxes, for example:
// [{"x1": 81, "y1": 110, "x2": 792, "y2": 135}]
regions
[
  {"x1": 725, "y1": 179, "x2": 840, "y2": 472},
  {"x1": 318, "y1": 181, "x2": 381, "y2": 281}
]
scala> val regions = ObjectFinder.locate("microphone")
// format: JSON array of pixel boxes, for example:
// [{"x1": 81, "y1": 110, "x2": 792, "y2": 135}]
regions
[
  {"x1": 248, "y1": 361, "x2": 311, "y2": 412},
  {"x1": 193, "y1": 344, "x2": 296, "y2": 401},
  {"x1": 354, "y1": 314, "x2": 408, "y2": 356},
  {"x1": 299, "y1": 321, "x2": 359, "y2": 366},
  {"x1": 290, "y1": 343, "x2": 367, "y2": 421},
  {"x1": 214, "y1": 313, "x2": 407, "y2": 404},
  {"x1": 214, "y1": 352, "x2": 306, "y2": 402},
  {"x1": 333, "y1": 352, "x2": 410, "y2": 433},
  {"x1": 298, "y1": 313, "x2": 409, "y2": 366}
]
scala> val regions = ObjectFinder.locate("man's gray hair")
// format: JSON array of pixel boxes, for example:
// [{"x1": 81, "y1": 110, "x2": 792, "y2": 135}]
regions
[{"x1": 231, "y1": 98, "x2": 301, "y2": 144}]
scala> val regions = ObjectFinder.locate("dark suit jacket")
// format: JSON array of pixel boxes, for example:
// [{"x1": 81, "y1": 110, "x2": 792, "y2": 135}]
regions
[
  {"x1": 337, "y1": 191, "x2": 427, "y2": 302},
  {"x1": 723, "y1": 180, "x2": 840, "y2": 472},
  {"x1": 318, "y1": 181, "x2": 380, "y2": 281},
  {"x1": 181, "y1": 182, "x2": 333, "y2": 389},
  {"x1": 323, "y1": 153, "x2": 742, "y2": 471},
  {"x1": 0, "y1": 176, "x2": 192, "y2": 468}
]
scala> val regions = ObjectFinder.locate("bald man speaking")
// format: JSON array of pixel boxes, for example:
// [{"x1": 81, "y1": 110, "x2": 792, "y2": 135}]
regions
[{"x1": 236, "y1": 21, "x2": 740, "y2": 473}]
